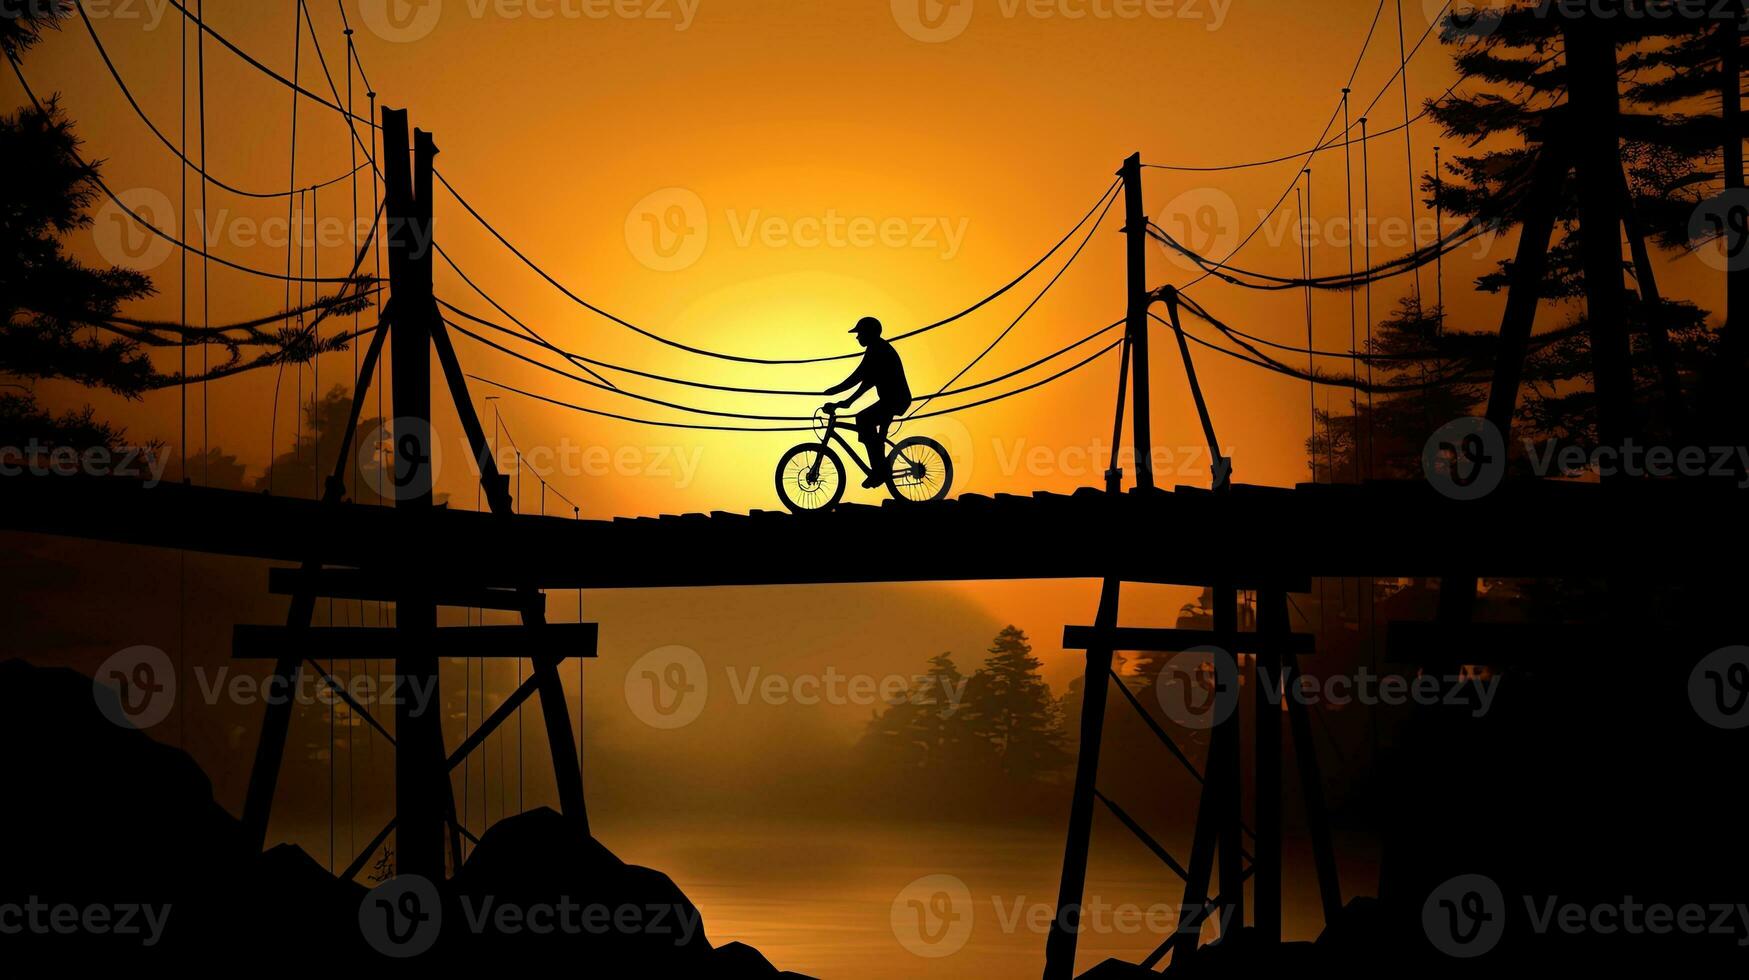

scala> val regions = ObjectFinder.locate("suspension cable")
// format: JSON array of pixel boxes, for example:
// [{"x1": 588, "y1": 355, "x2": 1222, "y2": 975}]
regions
[
  {"x1": 434, "y1": 168, "x2": 1120, "y2": 365},
  {"x1": 71, "y1": 2, "x2": 367, "y2": 199}
]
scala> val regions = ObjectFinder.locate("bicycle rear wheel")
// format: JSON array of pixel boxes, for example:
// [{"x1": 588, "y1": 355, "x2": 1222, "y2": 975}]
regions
[
  {"x1": 885, "y1": 437, "x2": 953, "y2": 503},
  {"x1": 776, "y1": 444, "x2": 846, "y2": 513}
]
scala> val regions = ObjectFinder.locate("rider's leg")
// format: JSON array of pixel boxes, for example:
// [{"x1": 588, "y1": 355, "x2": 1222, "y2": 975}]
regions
[{"x1": 855, "y1": 408, "x2": 892, "y2": 487}]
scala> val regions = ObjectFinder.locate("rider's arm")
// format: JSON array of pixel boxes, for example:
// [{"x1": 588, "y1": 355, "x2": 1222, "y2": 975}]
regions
[{"x1": 824, "y1": 360, "x2": 870, "y2": 407}]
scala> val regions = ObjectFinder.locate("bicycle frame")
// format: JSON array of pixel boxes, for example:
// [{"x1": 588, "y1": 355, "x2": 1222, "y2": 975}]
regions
[{"x1": 815, "y1": 411, "x2": 900, "y2": 477}]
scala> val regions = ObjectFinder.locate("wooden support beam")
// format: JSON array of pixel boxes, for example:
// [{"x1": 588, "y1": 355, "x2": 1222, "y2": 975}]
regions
[
  {"x1": 1121, "y1": 153, "x2": 1154, "y2": 490},
  {"x1": 1094, "y1": 789, "x2": 1189, "y2": 881},
  {"x1": 388, "y1": 109, "x2": 445, "y2": 882},
  {"x1": 1063, "y1": 625, "x2": 1313, "y2": 656},
  {"x1": 233, "y1": 624, "x2": 599, "y2": 660},
  {"x1": 1042, "y1": 578, "x2": 1121, "y2": 980},
  {"x1": 268, "y1": 567, "x2": 529, "y2": 611},
  {"x1": 1254, "y1": 591, "x2": 1288, "y2": 944},
  {"x1": 1213, "y1": 585, "x2": 1244, "y2": 933},
  {"x1": 238, "y1": 287, "x2": 395, "y2": 857},
  {"x1": 1285, "y1": 648, "x2": 1343, "y2": 926},
  {"x1": 446, "y1": 668, "x2": 542, "y2": 772}
]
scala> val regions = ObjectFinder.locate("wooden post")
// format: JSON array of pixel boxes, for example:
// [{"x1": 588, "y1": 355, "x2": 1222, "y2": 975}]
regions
[
  {"x1": 1042, "y1": 578, "x2": 1121, "y2": 980},
  {"x1": 1284, "y1": 647, "x2": 1342, "y2": 924},
  {"x1": 1254, "y1": 591, "x2": 1287, "y2": 944},
  {"x1": 385, "y1": 109, "x2": 445, "y2": 881},
  {"x1": 1213, "y1": 586, "x2": 1243, "y2": 930},
  {"x1": 1561, "y1": 9, "x2": 1638, "y2": 451},
  {"x1": 1120, "y1": 154, "x2": 1154, "y2": 490}
]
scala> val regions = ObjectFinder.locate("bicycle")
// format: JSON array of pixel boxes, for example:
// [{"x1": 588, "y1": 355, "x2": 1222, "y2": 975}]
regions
[{"x1": 774, "y1": 407, "x2": 953, "y2": 513}]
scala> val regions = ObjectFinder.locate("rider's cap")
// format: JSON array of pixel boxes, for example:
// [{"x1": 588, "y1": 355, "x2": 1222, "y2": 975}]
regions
[{"x1": 850, "y1": 316, "x2": 883, "y2": 337}]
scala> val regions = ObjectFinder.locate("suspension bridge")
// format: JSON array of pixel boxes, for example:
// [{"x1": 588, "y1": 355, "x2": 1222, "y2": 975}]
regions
[{"x1": 3, "y1": 1, "x2": 1741, "y2": 976}]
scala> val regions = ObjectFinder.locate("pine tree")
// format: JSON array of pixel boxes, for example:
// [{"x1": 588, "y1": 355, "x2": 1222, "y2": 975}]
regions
[
  {"x1": 858, "y1": 652, "x2": 979, "y2": 771},
  {"x1": 962, "y1": 627, "x2": 1070, "y2": 781}
]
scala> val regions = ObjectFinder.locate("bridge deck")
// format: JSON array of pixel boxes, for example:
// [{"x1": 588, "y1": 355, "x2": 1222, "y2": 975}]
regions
[{"x1": 4, "y1": 474, "x2": 1736, "y2": 591}]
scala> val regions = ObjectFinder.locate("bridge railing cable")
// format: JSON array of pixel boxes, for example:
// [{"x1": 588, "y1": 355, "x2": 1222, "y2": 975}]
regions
[
  {"x1": 466, "y1": 332, "x2": 1122, "y2": 434},
  {"x1": 432, "y1": 167, "x2": 1122, "y2": 365},
  {"x1": 1173, "y1": 1, "x2": 1456, "y2": 291},
  {"x1": 450, "y1": 309, "x2": 1124, "y2": 404}
]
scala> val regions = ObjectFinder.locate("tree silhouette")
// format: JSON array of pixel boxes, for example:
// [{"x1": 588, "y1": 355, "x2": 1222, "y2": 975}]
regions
[
  {"x1": 253, "y1": 385, "x2": 387, "y2": 501},
  {"x1": 961, "y1": 627, "x2": 1070, "y2": 781},
  {"x1": 1421, "y1": 1, "x2": 1734, "y2": 448},
  {"x1": 1, "y1": 5, "x2": 372, "y2": 452}
]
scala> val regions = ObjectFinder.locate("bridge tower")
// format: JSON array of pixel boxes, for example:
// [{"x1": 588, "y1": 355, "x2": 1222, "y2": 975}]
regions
[
  {"x1": 1041, "y1": 155, "x2": 1341, "y2": 978},
  {"x1": 234, "y1": 108, "x2": 596, "y2": 882}
]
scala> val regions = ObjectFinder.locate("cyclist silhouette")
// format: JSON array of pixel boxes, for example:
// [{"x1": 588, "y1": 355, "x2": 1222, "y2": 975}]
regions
[{"x1": 824, "y1": 317, "x2": 913, "y2": 487}]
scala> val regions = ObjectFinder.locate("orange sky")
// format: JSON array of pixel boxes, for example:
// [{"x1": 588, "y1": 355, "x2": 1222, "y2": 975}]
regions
[{"x1": 5, "y1": 0, "x2": 1728, "y2": 656}]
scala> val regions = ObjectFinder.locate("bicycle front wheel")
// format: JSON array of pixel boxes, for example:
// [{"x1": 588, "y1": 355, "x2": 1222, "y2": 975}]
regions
[
  {"x1": 776, "y1": 444, "x2": 847, "y2": 513},
  {"x1": 885, "y1": 437, "x2": 953, "y2": 503}
]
